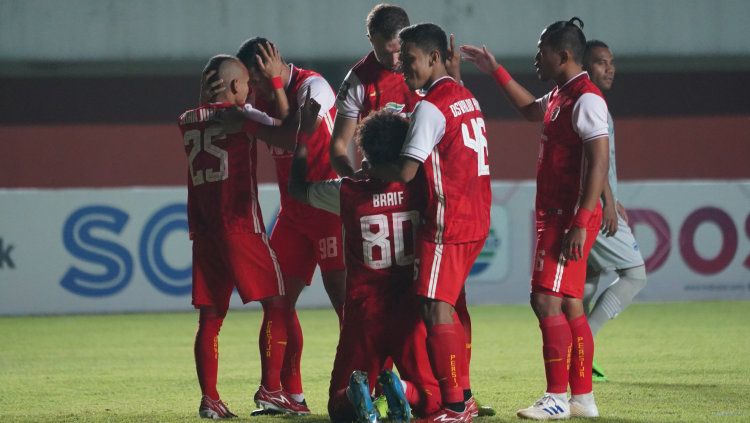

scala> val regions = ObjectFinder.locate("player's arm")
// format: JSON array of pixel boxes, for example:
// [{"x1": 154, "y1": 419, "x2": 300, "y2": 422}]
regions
[
  {"x1": 460, "y1": 44, "x2": 543, "y2": 122},
  {"x1": 367, "y1": 100, "x2": 444, "y2": 183},
  {"x1": 330, "y1": 70, "x2": 366, "y2": 177},
  {"x1": 600, "y1": 179, "x2": 618, "y2": 237},
  {"x1": 366, "y1": 157, "x2": 422, "y2": 183},
  {"x1": 256, "y1": 41, "x2": 291, "y2": 121},
  {"x1": 562, "y1": 93, "x2": 610, "y2": 260},
  {"x1": 329, "y1": 117, "x2": 359, "y2": 177},
  {"x1": 290, "y1": 93, "x2": 342, "y2": 214}
]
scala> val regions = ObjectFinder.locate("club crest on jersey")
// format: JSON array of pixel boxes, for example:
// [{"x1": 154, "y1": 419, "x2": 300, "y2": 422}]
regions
[
  {"x1": 550, "y1": 106, "x2": 561, "y2": 121},
  {"x1": 336, "y1": 81, "x2": 351, "y2": 102},
  {"x1": 383, "y1": 102, "x2": 405, "y2": 114}
]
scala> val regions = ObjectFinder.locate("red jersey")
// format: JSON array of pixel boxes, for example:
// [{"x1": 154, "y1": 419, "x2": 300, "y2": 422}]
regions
[
  {"x1": 335, "y1": 51, "x2": 422, "y2": 119},
  {"x1": 178, "y1": 103, "x2": 264, "y2": 237},
  {"x1": 340, "y1": 177, "x2": 425, "y2": 299},
  {"x1": 257, "y1": 64, "x2": 338, "y2": 221},
  {"x1": 306, "y1": 176, "x2": 426, "y2": 300},
  {"x1": 401, "y1": 77, "x2": 491, "y2": 244},
  {"x1": 535, "y1": 72, "x2": 609, "y2": 217}
]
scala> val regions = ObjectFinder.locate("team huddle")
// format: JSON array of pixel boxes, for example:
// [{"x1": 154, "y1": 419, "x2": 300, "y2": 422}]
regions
[{"x1": 177, "y1": 4, "x2": 647, "y2": 422}]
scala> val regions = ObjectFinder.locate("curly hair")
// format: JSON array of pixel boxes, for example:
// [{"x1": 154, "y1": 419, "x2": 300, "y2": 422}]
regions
[{"x1": 355, "y1": 110, "x2": 410, "y2": 165}]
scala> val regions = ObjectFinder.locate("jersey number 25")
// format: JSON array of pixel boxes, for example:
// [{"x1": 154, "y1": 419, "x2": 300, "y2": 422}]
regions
[{"x1": 183, "y1": 127, "x2": 228, "y2": 186}]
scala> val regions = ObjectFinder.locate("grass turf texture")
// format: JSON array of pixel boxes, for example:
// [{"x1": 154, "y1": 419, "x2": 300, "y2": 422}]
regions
[{"x1": 1, "y1": 301, "x2": 748, "y2": 422}]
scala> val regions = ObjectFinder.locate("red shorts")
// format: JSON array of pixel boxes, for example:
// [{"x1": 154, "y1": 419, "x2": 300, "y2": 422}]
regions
[
  {"x1": 531, "y1": 213, "x2": 601, "y2": 298},
  {"x1": 415, "y1": 239, "x2": 485, "y2": 306},
  {"x1": 328, "y1": 290, "x2": 440, "y2": 419},
  {"x1": 270, "y1": 210, "x2": 345, "y2": 284},
  {"x1": 192, "y1": 232, "x2": 284, "y2": 313}
]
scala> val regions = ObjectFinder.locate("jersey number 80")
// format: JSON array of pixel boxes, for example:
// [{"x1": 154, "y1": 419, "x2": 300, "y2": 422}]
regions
[{"x1": 360, "y1": 210, "x2": 419, "y2": 270}]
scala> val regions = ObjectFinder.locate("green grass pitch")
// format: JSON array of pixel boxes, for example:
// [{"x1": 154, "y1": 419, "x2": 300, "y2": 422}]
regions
[{"x1": 1, "y1": 301, "x2": 748, "y2": 422}]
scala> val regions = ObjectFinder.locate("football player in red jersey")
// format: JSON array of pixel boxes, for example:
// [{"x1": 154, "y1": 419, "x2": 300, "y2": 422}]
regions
[
  {"x1": 330, "y1": 3, "x2": 419, "y2": 177},
  {"x1": 332, "y1": 5, "x2": 491, "y2": 418},
  {"x1": 178, "y1": 54, "x2": 295, "y2": 419},
  {"x1": 228, "y1": 37, "x2": 344, "y2": 414},
  {"x1": 462, "y1": 17, "x2": 609, "y2": 420},
  {"x1": 366, "y1": 23, "x2": 491, "y2": 423},
  {"x1": 291, "y1": 92, "x2": 440, "y2": 423}
]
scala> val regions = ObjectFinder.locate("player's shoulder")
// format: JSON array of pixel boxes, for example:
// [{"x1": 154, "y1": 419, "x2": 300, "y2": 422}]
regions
[
  {"x1": 424, "y1": 78, "x2": 481, "y2": 117},
  {"x1": 178, "y1": 103, "x2": 230, "y2": 127},
  {"x1": 350, "y1": 51, "x2": 385, "y2": 82},
  {"x1": 351, "y1": 51, "x2": 377, "y2": 72},
  {"x1": 571, "y1": 74, "x2": 604, "y2": 99}
]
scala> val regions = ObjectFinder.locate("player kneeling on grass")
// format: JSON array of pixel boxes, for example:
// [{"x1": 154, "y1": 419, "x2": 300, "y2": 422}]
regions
[
  {"x1": 178, "y1": 54, "x2": 294, "y2": 419},
  {"x1": 289, "y1": 92, "x2": 441, "y2": 423}
]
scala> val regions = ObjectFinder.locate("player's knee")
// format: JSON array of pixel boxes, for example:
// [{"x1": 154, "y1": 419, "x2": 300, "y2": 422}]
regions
[{"x1": 619, "y1": 264, "x2": 647, "y2": 290}]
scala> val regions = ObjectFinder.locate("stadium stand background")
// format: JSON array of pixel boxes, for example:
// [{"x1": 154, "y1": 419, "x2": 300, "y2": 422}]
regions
[{"x1": 2, "y1": 0, "x2": 749, "y2": 186}]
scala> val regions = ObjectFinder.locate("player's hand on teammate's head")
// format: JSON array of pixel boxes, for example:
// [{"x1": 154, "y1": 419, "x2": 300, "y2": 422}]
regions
[
  {"x1": 460, "y1": 44, "x2": 499, "y2": 75},
  {"x1": 446, "y1": 33, "x2": 462, "y2": 81},
  {"x1": 256, "y1": 41, "x2": 285, "y2": 80},
  {"x1": 200, "y1": 70, "x2": 227, "y2": 104},
  {"x1": 299, "y1": 86, "x2": 321, "y2": 134}
]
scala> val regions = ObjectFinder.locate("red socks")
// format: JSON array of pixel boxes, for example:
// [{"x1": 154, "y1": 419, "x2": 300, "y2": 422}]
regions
[
  {"x1": 453, "y1": 314, "x2": 471, "y2": 391},
  {"x1": 568, "y1": 314, "x2": 594, "y2": 394},
  {"x1": 195, "y1": 309, "x2": 225, "y2": 400},
  {"x1": 260, "y1": 301, "x2": 289, "y2": 391},
  {"x1": 539, "y1": 314, "x2": 572, "y2": 394},
  {"x1": 454, "y1": 295, "x2": 472, "y2": 391},
  {"x1": 426, "y1": 323, "x2": 464, "y2": 404},
  {"x1": 281, "y1": 309, "x2": 303, "y2": 394}
]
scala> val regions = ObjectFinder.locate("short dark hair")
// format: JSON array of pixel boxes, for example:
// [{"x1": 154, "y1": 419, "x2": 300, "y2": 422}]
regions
[
  {"x1": 236, "y1": 37, "x2": 271, "y2": 70},
  {"x1": 539, "y1": 17, "x2": 587, "y2": 64},
  {"x1": 356, "y1": 110, "x2": 409, "y2": 165},
  {"x1": 366, "y1": 3, "x2": 410, "y2": 39},
  {"x1": 398, "y1": 22, "x2": 448, "y2": 62},
  {"x1": 583, "y1": 39, "x2": 610, "y2": 66},
  {"x1": 203, "y1": 54, "x2": 235, "y2": 76}
]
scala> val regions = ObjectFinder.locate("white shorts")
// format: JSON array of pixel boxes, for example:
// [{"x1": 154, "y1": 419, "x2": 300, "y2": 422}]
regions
[{"x1": 588, "y1": 213, "x2": 644, "y2": 272}]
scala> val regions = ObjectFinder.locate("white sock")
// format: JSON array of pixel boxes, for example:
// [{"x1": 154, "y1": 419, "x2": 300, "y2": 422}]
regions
[
  {"x1": 570, "y1": 392, "x2": 595, "y2": 405},
  {"x1": 546, "y1": 392, "x2": 568, "y2": 403},
  {"x1": 290, "y1": 393, "x2": 305, "y2": 403}
]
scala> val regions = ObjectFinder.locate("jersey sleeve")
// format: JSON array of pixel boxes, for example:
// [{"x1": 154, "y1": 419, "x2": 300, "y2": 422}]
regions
[
  {"x1": 298, "y1": 76, "x2": 336, "y2": 118},
  {"x1": 572, "y1": 93, "x2": 610, "y2": 142},
  {"x1": 400, "y1": 100, "x2": 446, "y2": 163},
  {"x1": 335, "y1": 70, "x2": 365, "y2": 119},
  {"x1": 306, "y1": 178, "x2": 343, "y2": 215},
  {"x1": 535, "y1": 91, "x2": 551, "y2": 114}
]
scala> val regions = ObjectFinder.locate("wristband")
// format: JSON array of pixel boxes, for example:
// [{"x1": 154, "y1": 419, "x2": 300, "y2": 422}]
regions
[
  {"x1": 271, "y1": 76, "x2": 283, "y2": 90},
  {"x1": 573, "y1": 207, "x2": 593, "y2": 228},
  {"x1": 492, "y1": 65, "x2": 512, "y2": 87}
]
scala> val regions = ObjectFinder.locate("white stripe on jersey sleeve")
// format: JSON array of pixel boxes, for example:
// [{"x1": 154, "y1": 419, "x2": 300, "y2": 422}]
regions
[
  {"x1": 298, "y1": 75, "x2": 336, "y2": 118},
  {"x1": 306, "y1": 178, "x2": 343, "y2": 215},
  {"x1": 572, "y1": 93, "x2": 610, "y2": 142},
  {"x1": 334, "y1": 70, "x2": 365, "y2": 119},
  {"x1": 401, "y1": 100, "x2": 446, "y2": 163}
]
